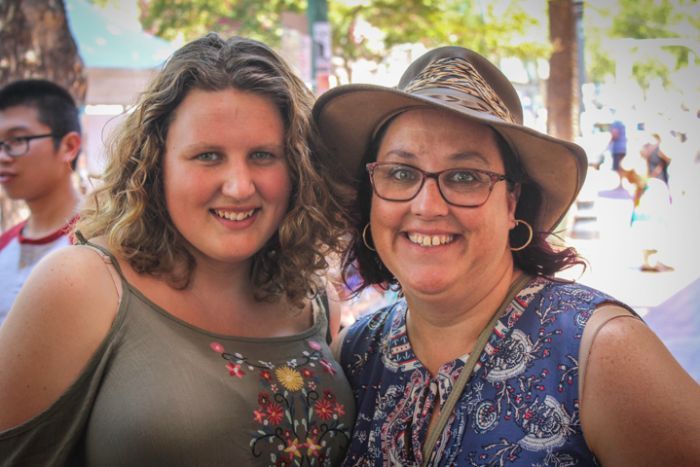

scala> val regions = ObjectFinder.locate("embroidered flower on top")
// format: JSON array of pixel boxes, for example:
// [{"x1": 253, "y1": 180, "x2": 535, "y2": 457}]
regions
[
  {"x1": 275, "y1": 366, "x2": 305, "y2": 392},
  {"x1": 208, "y1": 340, "x2": 352, "y2": 465}
]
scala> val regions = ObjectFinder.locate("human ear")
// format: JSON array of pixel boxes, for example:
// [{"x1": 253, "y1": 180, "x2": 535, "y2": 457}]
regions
[
  {"x1": 59, "y1": 131, "x2": 82, "y2": 165},
  {"x1": 508, "y1": 183, "x2": 521, "y2": 221}
]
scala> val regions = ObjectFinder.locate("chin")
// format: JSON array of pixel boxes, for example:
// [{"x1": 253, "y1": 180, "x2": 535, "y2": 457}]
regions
[{"x1": 399, "y1": 275, "x2": 455, "y2": 298}]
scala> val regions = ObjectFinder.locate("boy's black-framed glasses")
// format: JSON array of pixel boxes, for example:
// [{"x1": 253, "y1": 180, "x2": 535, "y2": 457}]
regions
[{"x1": 0, "y1": 134, "x2": 56, "y2": 157}]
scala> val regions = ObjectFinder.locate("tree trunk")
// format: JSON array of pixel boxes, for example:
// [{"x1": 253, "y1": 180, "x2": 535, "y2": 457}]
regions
[
  {"x1": 0, "y1": 0, "x2": 87, "y2": 104},
  {"x1": 546, "y1": 0, "x2": 578, "y2": 142},
  {"x1": 0, "y1": 0, "x2": 86, "y2": 231}
]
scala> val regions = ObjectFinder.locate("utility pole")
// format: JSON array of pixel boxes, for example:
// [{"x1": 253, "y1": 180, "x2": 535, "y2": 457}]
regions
[
  {"x1": 547, "y1": 0, "x2": 579, "y2": 142},
  {"x1": 574, "y1": 0, "x2": 585, "y2": 119},
  {"x1": 308, "y1": 0, "x2": 331, "y2": 94}
]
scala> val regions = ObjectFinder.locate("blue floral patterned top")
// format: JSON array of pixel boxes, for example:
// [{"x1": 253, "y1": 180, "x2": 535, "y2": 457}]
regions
[{"x1": 340, "y1": 276, "x2": 623, "y2": 466}]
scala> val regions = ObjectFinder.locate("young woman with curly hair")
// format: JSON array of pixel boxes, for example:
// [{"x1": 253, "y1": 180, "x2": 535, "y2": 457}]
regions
[{"x1": 0, "y1": 34, "x2": 354, "y2": 465}]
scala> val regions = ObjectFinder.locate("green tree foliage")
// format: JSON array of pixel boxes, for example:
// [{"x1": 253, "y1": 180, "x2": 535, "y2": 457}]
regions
[
  {"x1": 585, "y1": 0, "x2": 700, "y2": 89},
  {"x1": 135, "y1": 0, "x2": 548, "y2": 83},
  {"x1": 327, "y1": 0, "x2": 446, "y2": 81},
  {"x1": 436, "y1": 0, "x2": 550, "y2": 62},
  {"x1": 139, "y1": 0, "x2": 306, "y2": 46},
  {"x1": 328, "y1": 0, "x2": 549, "y2": 81}
]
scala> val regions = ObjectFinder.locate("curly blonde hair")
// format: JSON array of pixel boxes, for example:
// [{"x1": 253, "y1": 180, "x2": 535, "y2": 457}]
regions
[{"x1": 76, "y1": 33, "x2": 348, "y2": 307}]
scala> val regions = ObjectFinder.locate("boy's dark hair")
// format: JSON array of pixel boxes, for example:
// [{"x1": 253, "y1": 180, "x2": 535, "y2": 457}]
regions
[{"x1": 0, "y1": 79, "x2": 81, "y2": 170}]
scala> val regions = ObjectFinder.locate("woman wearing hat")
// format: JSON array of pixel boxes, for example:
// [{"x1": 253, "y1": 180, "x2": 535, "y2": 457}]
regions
[{"x1": 315, "y1": 47, "x2": 700, "y2": 466}]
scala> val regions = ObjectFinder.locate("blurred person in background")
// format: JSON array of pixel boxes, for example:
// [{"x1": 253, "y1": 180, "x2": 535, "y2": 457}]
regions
[
  {"x1": 607, "y1": 119, "x2": 627, "y2": 185},
  {"x1": 593, "y1": 118, "x2": 628, "y2": 188},
  {"x1": 315, "y1": 46, "x2": 700, "y2": 466},
  {"x1": 0, "y1": 34, "x2": 353, "y2": 465},
  {"x1": 640, "y1": 131, "x2": 671, "y2": 185},
  {"x1": 0, "y1": 79, "x2": 82, "y2": 326},
  {"x1": 633, "y1": 131, "x2": 674, "y2": 272}
]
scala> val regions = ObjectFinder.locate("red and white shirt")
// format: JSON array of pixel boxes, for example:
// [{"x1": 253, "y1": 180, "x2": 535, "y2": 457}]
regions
[{"x1": 0, "y1": 217, "x2": 77, "y2": 325}]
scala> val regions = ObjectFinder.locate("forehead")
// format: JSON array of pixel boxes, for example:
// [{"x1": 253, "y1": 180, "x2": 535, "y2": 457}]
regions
[
  {"x1": 165, "y1": 88, "x2": 286, "y2": 153},
  {"x1": 0, "y1": 105, "x2": 44, "y2": 134},
  {"x1": 378, "y1": 108, "x2": 503, "y2": 168},
  {"x1": 170, "y1": 88, "x2": 282, "y2": 126}
]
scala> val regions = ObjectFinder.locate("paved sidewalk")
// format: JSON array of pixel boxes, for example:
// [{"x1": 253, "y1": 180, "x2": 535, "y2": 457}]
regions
[{"x1": 561, "y1": 169, "x2": 700, "y2": 381}]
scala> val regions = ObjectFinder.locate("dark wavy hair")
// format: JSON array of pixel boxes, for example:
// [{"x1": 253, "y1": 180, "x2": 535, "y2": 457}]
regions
[
  {"x1": 0, "y1": 78, "x2": 81, "y2": 170},
  {"x1": 76, "y1": 33, "x2": 348, "y2": 307},
  {"x1": 341, "y1": 118, "x2": 585, "y2": 294}
]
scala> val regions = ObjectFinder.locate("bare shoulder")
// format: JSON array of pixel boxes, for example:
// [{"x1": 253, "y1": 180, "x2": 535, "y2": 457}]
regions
[
  {"x1": 0, "y1": 243, "x2": 121, "y2": 430},
  {"x1": 580, "y1": 304, "x2": 700, "y2": 465},
  {"x1": 6, "y1": 242, "x2": 120, "y2": 324}
]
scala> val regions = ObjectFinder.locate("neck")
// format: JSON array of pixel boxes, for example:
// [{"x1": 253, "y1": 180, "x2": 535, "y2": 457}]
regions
[
  {"x1": 184, "y1": 260, "x2": 308, "y2": 336},
  {"x1": 24, "y1": 178, "x2": 80, "y2": 238},
  {"x1": 190, "y1": 257, "x2": 256, "y2": 302},
  {"x1": 190, "y1": 257, "x2": 276, "y2": 314},
  {"x1": 405, "y1": 263, "x2": 521, "y2": 375}
]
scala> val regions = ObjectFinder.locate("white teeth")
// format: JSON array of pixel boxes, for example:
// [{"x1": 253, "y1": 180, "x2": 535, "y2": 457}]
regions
[
  {"x1": 407, "y1": 233, "x2": 454, "y2": 247},
  {"x1": 213, "y1": 209, "x2": 255, "y2": 221}
]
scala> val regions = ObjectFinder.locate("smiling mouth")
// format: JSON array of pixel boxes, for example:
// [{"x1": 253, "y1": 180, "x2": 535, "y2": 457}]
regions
[
  {"x1": 212, "y1": 208, "x2": 256, "y2": 221},
  {"x1": 407, "y1": 233, "x2": 455, "y2": 247}
]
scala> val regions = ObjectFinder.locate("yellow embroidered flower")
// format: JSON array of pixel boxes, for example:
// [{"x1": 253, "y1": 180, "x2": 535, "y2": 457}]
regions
[{"x1": 275, "y1": 366, "x2": 304, "y2": 392}]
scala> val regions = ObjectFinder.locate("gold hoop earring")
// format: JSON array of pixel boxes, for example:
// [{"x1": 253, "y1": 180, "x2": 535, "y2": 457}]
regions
[
  {"x1": 510, "y1": 219, "x2": 533, "y2": 251},
  {"x1": 362, "y1": 223, "x2": 376, "y2": 252}
]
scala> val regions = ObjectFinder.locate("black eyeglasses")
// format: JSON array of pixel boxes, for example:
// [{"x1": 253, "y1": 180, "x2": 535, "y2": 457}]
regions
[
  {"x1": 0, "y1": 134, "x2": 56, "y2": 157},
  {"x1": 366, "y1": 162, "x2": 509, "y2": 208}
]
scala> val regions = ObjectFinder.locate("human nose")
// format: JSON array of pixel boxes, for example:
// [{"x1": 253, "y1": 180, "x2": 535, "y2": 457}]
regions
[
  {"x1": 222, "y1": 162, "x2": 256, "y2": 200},
  {"x1": 410, "y1": 177, "x2": 449, "y2": 217}
]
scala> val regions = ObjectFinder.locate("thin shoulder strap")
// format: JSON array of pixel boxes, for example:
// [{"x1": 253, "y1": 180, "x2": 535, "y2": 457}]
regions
[
  {"x1": 318, "y1": 291, "x2": 332, "y2": 345},
  {"x1": 72, "y1": 231, "x2": 125, "y2": 302},
  {"x1": 421, "y1": 273, "x2": 533, "y2": 465},
  {"x1": 74, "y1": 231, "x2": 123, "y2": 272},
  {"x1": 578, "y1": 304, "x2": 640, "y2": 398}
]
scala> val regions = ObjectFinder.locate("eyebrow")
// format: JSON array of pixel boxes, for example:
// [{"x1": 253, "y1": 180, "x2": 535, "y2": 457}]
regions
[
  {"x1": 253, "y1": 143, "x2": 285, "y2": 153},
  {"x1": 382, "y1": 149, "x2": 415, "y2": 161},
  {"x1": 449, "y1": 151, "x2": 490, "y2": 166},
  {"x1": 178, "y1": 143, "x2": 223, "y2": 154},
  {"x1": 178, "y1": 142, "x2": 285, "y2": 155},
  {"x1": 1, "y1": 125, "x2": 34, "y2": 136},
  {"x1": 382, "y1": 149, "x2": 490, "y2": 167}
]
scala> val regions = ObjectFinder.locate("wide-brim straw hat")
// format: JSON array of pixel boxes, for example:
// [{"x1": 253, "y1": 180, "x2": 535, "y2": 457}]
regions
[{"x1": 313, "y1": 46, "x2": 588, "y2": 234}]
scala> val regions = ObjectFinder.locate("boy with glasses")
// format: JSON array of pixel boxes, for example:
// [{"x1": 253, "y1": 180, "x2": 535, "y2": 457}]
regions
[{"x1": 0, "y1": 79, "x2": 82, "y2": 324}]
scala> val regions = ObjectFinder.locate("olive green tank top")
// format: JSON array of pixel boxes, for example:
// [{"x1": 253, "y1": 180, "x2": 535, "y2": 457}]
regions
[{"x1": 0, "y1": 242, "x2": 354, "y2": 466}]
